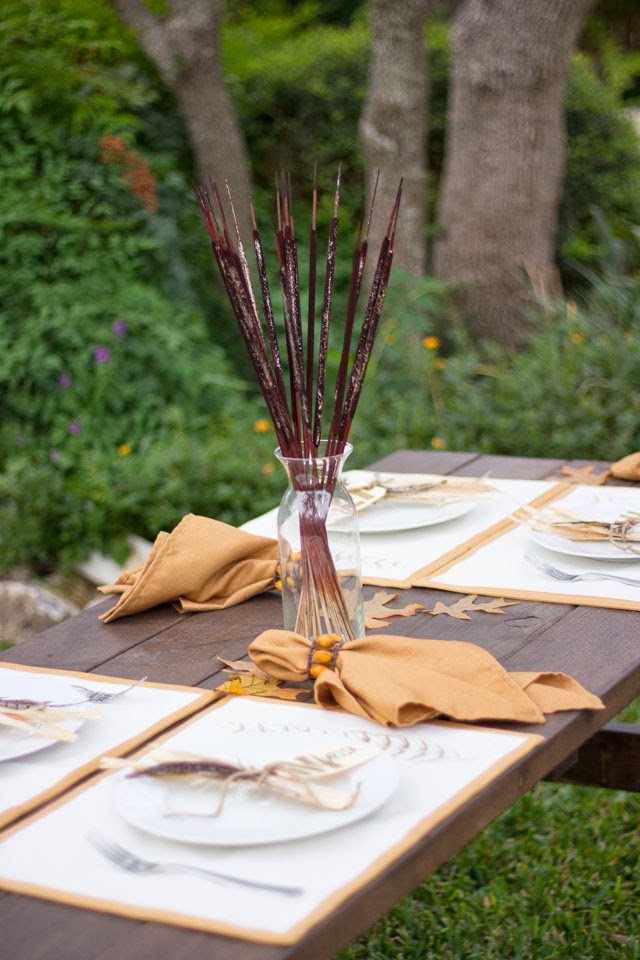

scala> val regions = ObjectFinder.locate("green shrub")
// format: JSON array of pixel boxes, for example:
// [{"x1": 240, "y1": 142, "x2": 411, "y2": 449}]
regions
[
  {"x1": 0, "y1": 0, "x2": 281, "y2": 572},
  {"x1": 560, "y1": 51, "x2": 640, "y2": 280},
  {"x1": 351, "y1": 273, "x2": 640, "y2": 466}
]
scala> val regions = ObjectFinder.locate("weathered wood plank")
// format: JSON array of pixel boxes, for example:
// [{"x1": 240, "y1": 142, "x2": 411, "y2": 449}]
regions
[{"x1": 546, "y1": 721, "x2": 640, "y2": 792}]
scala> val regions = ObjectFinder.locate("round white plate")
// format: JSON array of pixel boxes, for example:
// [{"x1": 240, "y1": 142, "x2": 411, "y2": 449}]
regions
[
  {"x1": 0, "y1": 676, "x2": 88, "y2": 762},
  {"x1": 530, "y1": 501, "x2": 640, "y2": 562},
  {"x1": 356, "y1": 498, "x2": 476, "y2": 534},
  {"x1": 116, "y1": 733, "x2": 399, "y2": 847}
]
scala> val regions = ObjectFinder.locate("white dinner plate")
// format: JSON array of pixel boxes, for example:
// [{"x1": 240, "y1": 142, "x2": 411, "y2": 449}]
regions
[
  {"x1": 116, "y1": 733, "x2": 399, "y2": 847},
  {"x1": 0, "y1": 674, "x2": 84, "y2": 762},
  {"x1": 530, "y1": 501, "x2": 640, "y2": 562},
  {"x1": 356, "y1": 498, "x2": 477, "y2": 534}
]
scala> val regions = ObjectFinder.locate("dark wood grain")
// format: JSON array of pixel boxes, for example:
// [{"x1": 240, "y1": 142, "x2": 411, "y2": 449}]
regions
[
  {"x1": 1, "y1": 450, "x2": 639, "y2": 960},
  {"x1": 549, "y1": 721, "x2": 640, "y2": 791}
]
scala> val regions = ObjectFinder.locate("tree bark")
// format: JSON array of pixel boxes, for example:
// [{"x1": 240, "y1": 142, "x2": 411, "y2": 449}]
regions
[
  {"x1": 359, "y1": 0, "x2": 430, "y2": 275},
  {"x1": 108, "y1": 0, "x2": 253, "y2": 227},
  {"x1": 433, "y1": 0, "x2": 596, "y2": 346}
]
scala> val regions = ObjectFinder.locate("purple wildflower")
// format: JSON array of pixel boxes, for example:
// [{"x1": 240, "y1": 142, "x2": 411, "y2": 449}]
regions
[
  {"x1": 58, "y1": 373, "x2": 72, "y2": 389},
  {"x1": 112, "y1": 319, "x2": 128, "y2": 338},
  {"x1": 94, "y1": 346, "x2": 111, "y2": 364},
  {"x1": 16, "y1": 434, "x2": 25, "y2": 448},
  {"x1": 68, "y1": 420, "x2": 83, "y2": 435},
  {"x1": 50, "y1": 449, "x2": 61, "y2": 462}
]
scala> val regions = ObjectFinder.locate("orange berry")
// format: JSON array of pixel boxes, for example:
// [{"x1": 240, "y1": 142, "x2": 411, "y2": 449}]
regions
[
  {"x1": 315, "y1": 633, "x2": 341, "y2": 648},
  {"x1": 313, "y1": 649, "x2": 333, "y2": 664}
]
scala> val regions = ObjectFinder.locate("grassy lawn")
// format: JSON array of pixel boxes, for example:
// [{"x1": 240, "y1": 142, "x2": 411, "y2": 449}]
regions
[{"x1": 337, "y1": 704, "x2": 640, "y2": 960}]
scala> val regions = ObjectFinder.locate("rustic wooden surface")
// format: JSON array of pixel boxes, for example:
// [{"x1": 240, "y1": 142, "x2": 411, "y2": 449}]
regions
[{"x1": 2, "y1": 450, "x2": 639, "y2": 960}]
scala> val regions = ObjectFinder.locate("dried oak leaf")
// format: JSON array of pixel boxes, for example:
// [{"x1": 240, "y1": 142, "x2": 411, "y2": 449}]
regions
[
  {"x1": 217, "y1": 656, "x2": 271, "y2": 679},
  {"x1": 428, "y1": 595, "x2": 519, "y2": 620},
  {"x1": 549, "y1": 464, "x2": 610, "y2": 486},
  {"x1": 213, "y1": 674, "x2": 307, "y2": 701},
  {"x1": 364, "y1": 590, "x2": 425, "y2": 629}
]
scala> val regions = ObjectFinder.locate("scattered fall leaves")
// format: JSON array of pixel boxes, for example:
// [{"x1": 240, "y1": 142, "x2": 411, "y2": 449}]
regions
[
  {"x1": 214, "y1": 656, "x2": 308, "y2": 701},
  {"x1": 364, "y1": 589, "x2": 518, "y2": 627},
  {"x1": 364, "y1": 591, "x2": 425, "y2": 629},
  {"x1": 213, "y1": 673, "x2": 308, "y2": 701},
  {"x1": 548, "y1": 464, "x2": 611, "y2": 486},
  {"x1": 428, "y1": 595, "x2": 519, "y2": 620}
]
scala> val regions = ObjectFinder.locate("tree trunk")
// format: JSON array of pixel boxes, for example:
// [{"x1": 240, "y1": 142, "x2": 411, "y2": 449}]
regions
[
  {"x1": 433, "y1": 0, "x2": 596, "y2": 346},
  {"x1": 108, "y1": 0, "x2": 253, "y2": 231},
  {"x1": 359, "y1": 0, "x2": 430, "y2": 275}
]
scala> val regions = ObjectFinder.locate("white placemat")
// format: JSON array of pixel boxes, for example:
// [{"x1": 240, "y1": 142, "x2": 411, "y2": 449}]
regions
[
  {"x1": 420, "y1": 484, "x2": 640, "y2": 610},
  {"x1": 243, "y1": 476, "x2": 557, "y2": 585},
  {"x1": 0, "y1": 664, "x2": 212, "y2": 827},
  {"x1": 0, "y1": 696, "x2": 542, "y2": 944}
]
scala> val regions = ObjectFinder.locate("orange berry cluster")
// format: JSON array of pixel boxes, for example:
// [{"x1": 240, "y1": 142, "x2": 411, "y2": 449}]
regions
[
  {"x1": 274, "y1": 550, "x2": 302, "y2": 593},
  {"x1": 308, "y1": 633, "x2": 342, "y2": 678}
]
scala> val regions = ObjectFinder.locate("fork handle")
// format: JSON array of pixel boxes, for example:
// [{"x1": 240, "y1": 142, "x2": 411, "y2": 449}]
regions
[
  {"x1": 583, "y1": 573, "x2": 640, "y2": 587},
  {"x1": 169, "y1": 863, "x2": 303, "y2": 896}
]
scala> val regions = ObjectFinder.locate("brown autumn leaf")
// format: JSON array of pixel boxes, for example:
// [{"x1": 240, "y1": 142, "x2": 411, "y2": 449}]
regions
[
  {"x1": 548, "y1": 464, "x2": 610, "y2": 486},
  {"x1": 428, "y1": 595, "x2": 519, "y2": 621},
  {"x1": 213, "y1": 674, "x2": 307, "y2": 701},
  {"x1": 217, "y1": 656, "x2": 271, "y2": 679},
  {"x1": 364, "y1": 590, "x2": 425, "y2": 629}
]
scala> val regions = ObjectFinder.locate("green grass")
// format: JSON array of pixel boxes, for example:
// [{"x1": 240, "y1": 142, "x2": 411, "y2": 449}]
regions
[{"x1": 337, "y1": 709, "x2": 640, "y2": 960}]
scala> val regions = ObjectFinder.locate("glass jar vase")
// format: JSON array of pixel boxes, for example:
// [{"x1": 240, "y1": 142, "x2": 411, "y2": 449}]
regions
[{"x1": 275, "y1": 442, "x2": 364, "y2": 643}]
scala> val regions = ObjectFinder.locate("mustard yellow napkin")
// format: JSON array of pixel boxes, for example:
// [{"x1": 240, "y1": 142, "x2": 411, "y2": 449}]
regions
[
  {"x1": 98, "y1": 514, "x2": 279, "y2": 623},
  {"x1": 610, "y1": 452, "x2": 640, "y2": 482},
  {"x1": 249, "y1": 630, "x2": 604, "y2": 727}
]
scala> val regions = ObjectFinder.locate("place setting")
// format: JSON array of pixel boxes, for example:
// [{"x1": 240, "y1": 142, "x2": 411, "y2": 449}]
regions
[
  {"x1": 0, "y1": 695, "x2": 544, "y2": 944},
  {"x1": 0, "y1": 663, "x2": 213, "y2": 828},
  {"x1": 417, "y1": 483, "x2": 640, "y2": 610}
]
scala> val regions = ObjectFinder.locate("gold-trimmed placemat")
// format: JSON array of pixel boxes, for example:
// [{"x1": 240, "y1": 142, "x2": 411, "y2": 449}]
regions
[
  {"x1": 0, "y1": 663, "x2": 212, "y2": 829},
  {"x1": 414, "y1": 484, "x2": 640, "y2": 611},
  {"x1": 0, "y1": 696, "x2": 542, "y2": 945}
]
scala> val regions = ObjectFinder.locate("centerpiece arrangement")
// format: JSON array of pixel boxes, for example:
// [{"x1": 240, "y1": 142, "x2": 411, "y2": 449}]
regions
[{"x1": 195, "y1": 169, "x2": 401, "y2": 643}]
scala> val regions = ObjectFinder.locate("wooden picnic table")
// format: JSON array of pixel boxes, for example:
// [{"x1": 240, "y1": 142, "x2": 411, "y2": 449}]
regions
[{"x1": 1, "y1": 450, "x2": 639, "y2": 960}]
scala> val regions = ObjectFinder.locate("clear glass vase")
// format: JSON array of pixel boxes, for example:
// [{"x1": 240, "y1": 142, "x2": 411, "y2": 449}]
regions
[{"x1": 275, "y1": 441, "x2": 364, "y2": 643}]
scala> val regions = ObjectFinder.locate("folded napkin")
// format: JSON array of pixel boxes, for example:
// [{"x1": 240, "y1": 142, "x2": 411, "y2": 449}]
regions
[
  {"x1": 249, "y1": 630, "x2": 603, "y2": 727},
  {"x1": 610, "y1": 452, "x2": 640, "y2": 482},
  {"x1": 98, "y1": 514, "x2": 279, "y2": 623}
]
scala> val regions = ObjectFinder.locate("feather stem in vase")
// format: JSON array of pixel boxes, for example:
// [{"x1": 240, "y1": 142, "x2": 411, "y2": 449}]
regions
[
  {"x1": 250, "y1": 198, "x2": 289, "y2": 420},
  {"x1": 306, "y1": 165, "x2": 318, "y2": 423},
  {"x1": 313, "y1": 166, "x2": 341, "y2": 451}
]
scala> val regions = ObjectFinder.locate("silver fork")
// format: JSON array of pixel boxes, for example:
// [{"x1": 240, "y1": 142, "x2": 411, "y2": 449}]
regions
[
  {"x1": 524, "y1": 552, "x2": 640, "y2": 587},
  {"x1": 87, "y1": 834, "x2": 303, "y2": 897},
  {"x1": 70, "y1": 676, "x2": 148, "y2": 703}
]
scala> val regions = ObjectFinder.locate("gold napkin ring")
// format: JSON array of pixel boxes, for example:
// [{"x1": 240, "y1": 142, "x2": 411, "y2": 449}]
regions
[{"x1": 307, "y1": 634, "x2": 345, "y2": 679}]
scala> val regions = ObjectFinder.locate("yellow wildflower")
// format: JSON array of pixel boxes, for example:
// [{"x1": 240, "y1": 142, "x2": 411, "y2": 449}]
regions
[
  {"x1": 254, "y1": 419, "x2": 271, "y2": 434},
  {"x1": 117, "y1": 443, "x2": 132, "y2": 456},
  {"x1": 435, "y1": 357, "x2": 448, "y2": 371},
  {"x1": 422, "y1": 335, "x2": 441, "y2": 350},
  {"x1": 431, "y1": 436, "x2": 445, "y2": 450},
  {"x1": 261, "y1": 462, "x2": 275, "y2": 475},
  {"x1": 570, "y1": 331, "x2": 586, "y2": 345}
]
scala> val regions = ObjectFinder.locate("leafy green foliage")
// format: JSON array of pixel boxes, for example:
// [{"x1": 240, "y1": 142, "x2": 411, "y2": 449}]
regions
[
  {"x1": 560, "y1": 52, "x2": 640, "y2": 280},
  {"x1": 351, "y1": 274, "x2": 640, "y2": 468},
  {"x1": 0, "y1": 0, "x2": 279, "y2": 571},
  {"x1": 223, "y1": 1, "x2": 369, "y2": 207}
]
